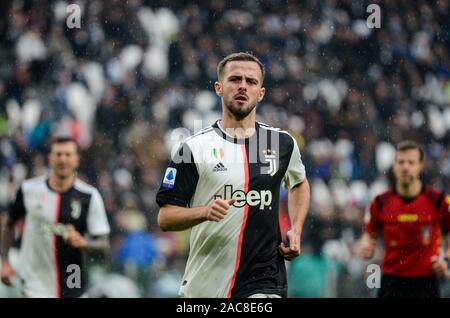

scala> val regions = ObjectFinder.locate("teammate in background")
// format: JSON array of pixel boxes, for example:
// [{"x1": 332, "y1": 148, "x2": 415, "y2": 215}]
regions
[
  {"x1": 360, "y1": 140, "x2": 450, "y2": 298},
  {"x1": 1, "y1": 137, "x2": 110, "y2": 298},
  {"x1": 156, "y1": 52, "x2": 310, "y2": 298}
]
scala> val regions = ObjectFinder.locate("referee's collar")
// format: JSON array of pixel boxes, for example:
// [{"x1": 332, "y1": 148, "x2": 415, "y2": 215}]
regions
[{"x1": 393, "y1": 183, "x2": 425, "y2": 203}]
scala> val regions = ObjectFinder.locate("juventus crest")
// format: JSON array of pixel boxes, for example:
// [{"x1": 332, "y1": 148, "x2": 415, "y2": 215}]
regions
[{"x1": 261, "y1": 149, "x2": 278, "y2": 176}]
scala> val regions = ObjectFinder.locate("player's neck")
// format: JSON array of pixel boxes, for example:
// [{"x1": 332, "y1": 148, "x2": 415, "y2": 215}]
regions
[
  {"x1": 395, "y1": 179, "x2": 422, "y2": 199},
  {"x1": 220, "y1": 111, "x2": 256, "y2": 139},
  {"x1": 48, "y1": 173, "x2": 75, "y2": 193}
]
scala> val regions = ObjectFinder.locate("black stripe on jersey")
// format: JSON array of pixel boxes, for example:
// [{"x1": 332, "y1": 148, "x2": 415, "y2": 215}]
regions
[
  {"x1": 54, "y1": 186, "x2": 92, "y2": 298},
  {"x1": 375, "y1": 196, "x2": 384, "y2": 210},
  {"x1": 230, "y1": 127, "x2": 295, "y2": 298},
  {"x1": 156, "y1": 143, "x2": 199, "y2": 208},
  {"x1": 9, "y1": 187, "x2": 26, "y2": 221},
  {"x1": 435, "y1": 192, "x2": 445, "y2": 210}
]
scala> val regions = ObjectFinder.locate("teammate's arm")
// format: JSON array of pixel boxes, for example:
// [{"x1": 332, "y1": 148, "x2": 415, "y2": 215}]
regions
[
  {"x1": 0, "y1": 216, "x2": 17, "y2": 286},
  {"x1": 71, "y1": 188, "x2": 111, "y2": 254},
  {"x1": 279, "y1": 178, "x2": 310, "y2": 261},
  {"x1": 64, "y1": 225, "x2": 109, "y2": 253},
  {"x1": 158, "y1": 198, "x2": 235, "y2": 232}
]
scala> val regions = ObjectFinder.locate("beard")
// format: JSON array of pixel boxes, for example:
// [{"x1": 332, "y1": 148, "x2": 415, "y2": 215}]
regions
[
  {"x1": 225, "y1": 99, "x2": 257, "y2": 120},
  {"x1": 53, "y1": 167, "x2": 75, "y2": 179},
  {"x1": 397, "y1": 173, "x2": 415, "y2": 186}
]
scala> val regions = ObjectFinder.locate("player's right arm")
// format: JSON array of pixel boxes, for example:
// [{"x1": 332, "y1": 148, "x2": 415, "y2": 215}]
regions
[
  {"x1": 359, "y1": 199, "x2": 381, "y2": 259},
  {"x1": 156, "y1": 142, "x2": 209, "y2": 231},
  {"x1": 359, "y1": 232, "x2": 377, "y2": 259},
  {"x1": 158, "y1": 198, "x2": 235, "y2": 231},
  {"x1": 1, "y1": 187, "x2": 25, "y2": 286}
]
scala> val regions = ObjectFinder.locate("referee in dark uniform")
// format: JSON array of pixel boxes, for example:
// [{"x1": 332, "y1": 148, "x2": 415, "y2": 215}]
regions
[
  {"x1": 1, "y1": 137, "x2": 110, "y2": 298},
  {"x1": 360, "y1": 140, "x2": 450, "y2": 298}
]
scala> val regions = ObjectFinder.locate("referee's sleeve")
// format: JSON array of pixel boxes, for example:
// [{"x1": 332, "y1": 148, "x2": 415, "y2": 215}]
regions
[
  {"x1": 364, "y1": 199, "x2": 382, "y2": 235},
  {"x1": 156, "y1": 143, "x2": 199, "y2": 208},
  {"x1": 282, "y1": 137, "x2": 306, "y2": 190},
  {"x1": 9, "y1": 186, "x2": 26, "y2": 222}
]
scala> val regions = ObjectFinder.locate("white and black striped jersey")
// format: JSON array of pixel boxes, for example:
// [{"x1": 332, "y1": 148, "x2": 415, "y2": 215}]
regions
[
  {"x1": 9, "y1": 176, "x2": 110, "y2": 298},
  {"x1": 156, "y1": 120, "x2": 306, "y2": 298}
]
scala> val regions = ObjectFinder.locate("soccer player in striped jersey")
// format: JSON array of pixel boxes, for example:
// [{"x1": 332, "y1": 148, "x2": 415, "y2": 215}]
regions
[
  {"x1": 1, "y1": 137, "x2": 110, "y2": 298},
  {"x1": 156, "y1": 52, "x2": 310, "y2": 298}
]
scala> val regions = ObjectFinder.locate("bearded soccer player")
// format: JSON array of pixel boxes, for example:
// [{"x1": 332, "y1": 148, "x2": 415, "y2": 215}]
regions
[
  {"x1": 156, "y1": 52, "x2": 310, "y2": 298},
  {"x1": 0, "y1": 137, "x2": 110, "y2": 297},
  {"x1": 360, "y1": 140, "x2": 450, "y2": 298}
]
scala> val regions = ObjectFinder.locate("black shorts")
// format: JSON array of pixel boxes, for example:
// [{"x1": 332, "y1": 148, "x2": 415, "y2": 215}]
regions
[{"x1": 378, "y1": 274, "x2": 440, "y2": 298}]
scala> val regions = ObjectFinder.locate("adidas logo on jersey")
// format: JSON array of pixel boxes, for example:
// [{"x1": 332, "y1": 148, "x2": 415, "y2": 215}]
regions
[
  {"x1": 214, "y1": 185, "x2": 272, "y2": 210},
  {"x1": 212, "y1": 162, "x2": 227, "y2": 172}
]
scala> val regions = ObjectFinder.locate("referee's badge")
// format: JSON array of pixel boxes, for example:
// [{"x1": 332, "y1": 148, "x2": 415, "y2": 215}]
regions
[{"x1": 163, "y1": 168, "x2": 177, "y2": 189}]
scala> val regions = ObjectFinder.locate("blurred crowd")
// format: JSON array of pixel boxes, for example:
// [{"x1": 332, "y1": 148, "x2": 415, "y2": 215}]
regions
[{"x1": 0, "y1": 0, "x2": 449, "y2": 297}]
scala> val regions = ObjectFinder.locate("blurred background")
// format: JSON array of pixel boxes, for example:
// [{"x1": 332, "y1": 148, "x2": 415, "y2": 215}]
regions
[{"x1": 0, "y1": 0, "x2": 449, "y2": 297}]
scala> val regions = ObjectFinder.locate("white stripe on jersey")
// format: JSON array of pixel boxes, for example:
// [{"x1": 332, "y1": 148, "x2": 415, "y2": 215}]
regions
[{"x1": 183, "y1": 126, "x2": 214, "y2": 143}]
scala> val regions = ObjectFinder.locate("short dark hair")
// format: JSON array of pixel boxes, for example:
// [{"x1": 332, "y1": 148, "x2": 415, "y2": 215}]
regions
[
  {"x1": 49, "y1": 136, "x2": 80, "y2": 154},
  {"x1": 217, "y1": 52, "x2": 265, "y2": 82},
  {"x1": 396, "y1": 140, "x2": 424, "y2": 161}
]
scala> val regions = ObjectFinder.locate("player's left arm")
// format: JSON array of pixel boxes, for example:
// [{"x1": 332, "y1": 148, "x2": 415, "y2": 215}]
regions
[
  {"x1": 64, "y1": 225, "x2": 110, "y2": 253},
  {"x1": 279, "y1": 178, "x2": 310, "y2": 261},
  {"x1": 279, "y1": 135, "x2": 310, "y2": 261},
  {"x1": 64, "y1": 189, "x2": 111, "y2": 253}
]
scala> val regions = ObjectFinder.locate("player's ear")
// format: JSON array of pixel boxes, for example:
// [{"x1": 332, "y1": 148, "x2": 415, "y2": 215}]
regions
[
  {"x1": 258, "y1": 87, "x2": 265, "y2": 102},
  {"x1": 214, "y1": 81, "x2": 222, "y2": 97}
]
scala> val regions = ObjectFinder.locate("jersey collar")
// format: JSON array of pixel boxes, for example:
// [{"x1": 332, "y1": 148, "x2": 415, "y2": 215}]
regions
[
  {"x1": 46, "y1": 178, "x2": 75, "y2": 194},
  {"x1": 213, "y1": 120, "x2": 259, "y2": 144},
  {"x1": 394, "y1": 183, "x2": 425, "y2": 203}
]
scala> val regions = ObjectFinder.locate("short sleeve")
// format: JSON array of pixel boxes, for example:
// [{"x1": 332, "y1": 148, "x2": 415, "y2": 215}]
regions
[
  {"x1": 283, "y1": 137, "x2": 306, "y2": 190},
  {"x1": 156, "y1": 143, "x2": 199, "y2": 208},
  {"x1": 9, "y1": 187, "x2": 26, "y2": 222},
  {"x1": 364, "y1": 199, "x2": 382, "y2": 235},
  {"x1": 87, "y1": 189, "x2": 111, "y2": 236}
]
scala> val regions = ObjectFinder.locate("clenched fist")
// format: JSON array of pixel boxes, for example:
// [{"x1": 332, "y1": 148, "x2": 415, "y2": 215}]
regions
[{"x1": 204, "y1": 198, "x2": 236, "y2": 222}]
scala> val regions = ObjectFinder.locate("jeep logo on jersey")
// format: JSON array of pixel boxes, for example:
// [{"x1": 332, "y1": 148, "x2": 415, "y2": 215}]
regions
[{"x1": 214, "y1": 185, "x2": 272, "y2": 210}]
